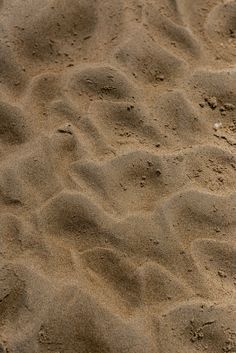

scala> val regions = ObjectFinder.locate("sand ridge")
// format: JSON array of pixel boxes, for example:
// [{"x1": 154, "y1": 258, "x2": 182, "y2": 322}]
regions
[{"x1": 0, "y1": 0, "x2": 236, "y2": 352}]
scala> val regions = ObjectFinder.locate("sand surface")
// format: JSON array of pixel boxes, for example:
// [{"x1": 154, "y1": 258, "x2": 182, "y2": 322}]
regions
[{"x1": 0, "y1": 0, "x2": 236, "y2": 352}]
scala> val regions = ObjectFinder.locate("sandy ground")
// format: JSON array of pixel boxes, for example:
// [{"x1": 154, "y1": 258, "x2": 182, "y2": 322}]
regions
[{"x1": 0, "y1": 0, "x2": 236, "y2": 352}]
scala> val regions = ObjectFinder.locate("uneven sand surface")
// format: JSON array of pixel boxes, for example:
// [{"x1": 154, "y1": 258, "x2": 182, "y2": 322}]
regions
[{"x1": 0, "y1": 0, "x2": 236, "y2": 352}]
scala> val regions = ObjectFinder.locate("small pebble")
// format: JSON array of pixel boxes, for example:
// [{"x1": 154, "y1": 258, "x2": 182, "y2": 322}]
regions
[
  {"x1": 213, "y1": 122, "x2": 222, "y2": 131},
  {"x1": 157, "y1": 75, "x2": 165, "y2": 81},
  {"x1": 205, "y1": 96, "x2": 217, "y2": 109},
  {"x1": 218, "y1": 270, "x2": 227, "y2": 278}
]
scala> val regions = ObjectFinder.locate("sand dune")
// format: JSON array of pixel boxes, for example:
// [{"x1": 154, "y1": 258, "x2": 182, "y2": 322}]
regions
[{"x1": 0, "y1": 0, "x2": 235, "y2": 352}]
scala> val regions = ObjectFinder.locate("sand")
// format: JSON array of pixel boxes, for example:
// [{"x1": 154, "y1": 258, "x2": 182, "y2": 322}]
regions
[{"x1": 0, "y1": 0, "x2": 236, "y2": 352}]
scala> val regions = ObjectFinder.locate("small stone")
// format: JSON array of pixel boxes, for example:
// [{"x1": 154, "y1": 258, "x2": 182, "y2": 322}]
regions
[
  {"x1": 205, "y1": 96, "x2": 217, "y2": 109},
  {"x1": 218, "y1": 270, "x2": 227, "y2": 278},
  {"x1": 157, "y1": 75, "x2": 165, "y2": 81},
  {"x1": 213, "y1": 122, "x2": 222, "y2": 131}
]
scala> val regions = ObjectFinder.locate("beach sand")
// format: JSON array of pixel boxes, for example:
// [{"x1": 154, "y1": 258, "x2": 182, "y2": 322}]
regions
[{"x1": 0, "y1": 0, "x2": 236, "y2": 352}]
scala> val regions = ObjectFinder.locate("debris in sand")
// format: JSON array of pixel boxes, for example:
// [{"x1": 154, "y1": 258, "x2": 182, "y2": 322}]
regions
[
  {"x1": 127, "y1": 105, "x2": 134, "y2": 111},
  {"x1": 222, "y1": 338, "x2": 236, "y2": 353},
  {"x1": 147, "y1": 160, "x2": 153, "y2": 167},
  {"x1": 190, "y1": 320, "x2": 216, "y2": 343},
  {"x1": 223, "y1": 103, "x2": 235, "y2": 111},
  {"x1": 219, "y1": 106, "x2": 226, "y2": 115},
  {"x1": 229, "y1": 28, "x2": 236, "y2": 38},
  {"x1": 120, "y1": 182, "x2": 127, "y2": 191},
  {"x1": 205, "y1": 96, "x2": 217, "y2": 109},
  {"x1": 57, "y1": 124, "x2": 73, "y2": 135}
]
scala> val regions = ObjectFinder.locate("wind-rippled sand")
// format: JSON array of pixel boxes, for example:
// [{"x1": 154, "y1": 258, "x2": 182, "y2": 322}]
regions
[{"x1": 0, "y1": 1, "x2": 236, "y2": 352}]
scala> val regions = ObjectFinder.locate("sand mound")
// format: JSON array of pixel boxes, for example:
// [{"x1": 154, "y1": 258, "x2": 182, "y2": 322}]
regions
[{"x1": 0, "y1": 1, "x2": 235, "y2": 352}]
